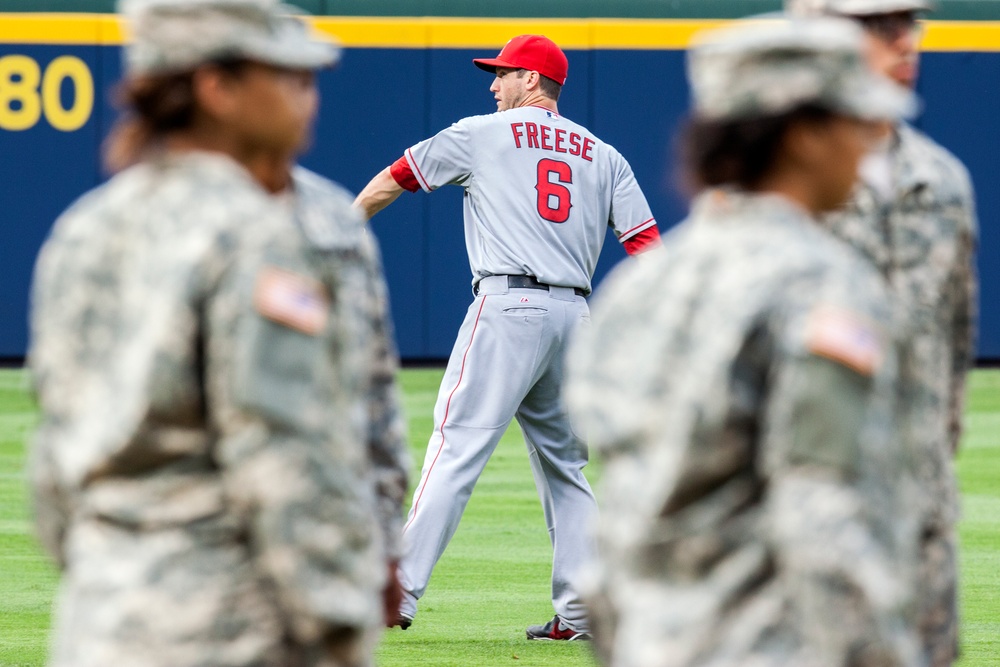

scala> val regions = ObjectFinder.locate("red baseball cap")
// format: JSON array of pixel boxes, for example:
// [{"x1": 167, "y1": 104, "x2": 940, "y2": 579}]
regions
[{"x1": 473, "y1": 34, "x2": 568, "y2": 85}]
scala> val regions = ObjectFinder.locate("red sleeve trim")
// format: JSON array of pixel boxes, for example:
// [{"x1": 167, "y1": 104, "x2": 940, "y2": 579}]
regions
[
  {"x1": 390, "y1": 155, "x2": 420, "y2": 193},
  {"x1": 621, "y1": 217, "x2": 656, "y2": 237},
  {"x1": 623, "y1": 225, "x2": 661, "y2": 256},
  {"x1": 407, "y1": 148, "x2": 432, "y2": 192}
]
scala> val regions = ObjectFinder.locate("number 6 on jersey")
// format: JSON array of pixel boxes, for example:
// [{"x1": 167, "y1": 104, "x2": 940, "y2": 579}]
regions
[{"x1": 536, "y1": 158, "x2": 572, "y2": 223}]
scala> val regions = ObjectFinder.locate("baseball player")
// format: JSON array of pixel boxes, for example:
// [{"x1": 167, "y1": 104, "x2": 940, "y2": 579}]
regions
[
  {"x1": 785, "y1": 3, "x2": 979, "y2": 665},
  {"x1": 354, "y1": 34, "x2": 661, "y2": 640}
]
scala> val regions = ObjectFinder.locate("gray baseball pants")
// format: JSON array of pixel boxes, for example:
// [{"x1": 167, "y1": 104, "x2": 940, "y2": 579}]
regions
[{"x1": 397, "y1": 275, "x2": 597, "y2": 632}]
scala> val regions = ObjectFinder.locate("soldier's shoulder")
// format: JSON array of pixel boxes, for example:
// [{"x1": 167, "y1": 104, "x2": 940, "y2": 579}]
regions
[
  {"x1": 291, "y1": 166, "x2": 357, "y2": 207},
  {"x1": 899, "y1": 125, "x2": 974, "y2": 197},
  {"x1": 732, "y1": 204, "x2": 891, "y2": 317},
  {"x1": 132, "y1": 152, "x2": 282, "y2": 229},
  {"x1": 291, "y1": 166, "x2": 366, "y2": 251},
  {"x1": 50, "y1": 179, "x2": 114, "y2": 236},
  {"x1": 786, "y1": 232, "x2": 893, "y2": 331},
  {"x1": 44, "y1": 161, "x2": 194, "y2": 246},
  {"x1": 170, "y1": 156, "x2": 292, "y2": 256}
]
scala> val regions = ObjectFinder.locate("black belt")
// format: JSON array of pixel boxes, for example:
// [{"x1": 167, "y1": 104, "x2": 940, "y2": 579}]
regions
[{"x1": 474, "y1": 275, "x2": 585, "y2": 297}]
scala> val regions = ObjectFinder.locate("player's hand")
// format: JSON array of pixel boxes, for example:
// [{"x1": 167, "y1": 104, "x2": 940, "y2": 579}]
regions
[{"x1": 383, "y1": 560, "x2": 403, "y2": 627}]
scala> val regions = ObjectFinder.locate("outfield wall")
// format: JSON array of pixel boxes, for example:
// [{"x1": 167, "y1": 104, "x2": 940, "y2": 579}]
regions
[{"x1": 1, "y1": 14, "x2": 998, "y2": 360}]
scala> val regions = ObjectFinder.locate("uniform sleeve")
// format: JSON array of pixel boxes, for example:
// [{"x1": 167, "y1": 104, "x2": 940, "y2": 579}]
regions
[
  {"x1": 403, "y1": 118, "x2": 475, "y2": 192},
  {"x1": 27, "y1": 238, "x2": 70, "y2": 566},
  {"x1": 204, "y1": 244, "x2": 384, "y2": 645},
  {"x1": 563, "y1": 257, "x2": 670, "y2": 662},
  {"x1": 28, "y1": 426, "x2": 70, "y2": 567},
  {"x1": 359, "y1": 231, "x2": 410, "y2": 560},
  {"x1": 946, "y1": 175, "x2": 978, "y2": 454},
  {"x1": 761, "y1": 303, "x2": 921, "y2": 667},
  {"x1": 608, "y1": 153, "x2": 659, "y2": 255}
]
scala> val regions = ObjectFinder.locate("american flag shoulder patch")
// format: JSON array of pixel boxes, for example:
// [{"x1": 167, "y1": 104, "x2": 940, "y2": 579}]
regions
[
  {"x1": 804, "y1": 307, "x2": 884, "y2": 376},
  {"x1": 253, "y1": 266, "x2": 329, "y2": 336}
]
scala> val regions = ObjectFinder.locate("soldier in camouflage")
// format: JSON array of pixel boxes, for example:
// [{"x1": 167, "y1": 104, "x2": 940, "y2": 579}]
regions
[
  {"x1": 285, "y1": 166, "x2": 411, "y2": 626},
  {"x1": 567, "y1": 18, "x2": 924, "y2": 667},
  {"x1": 29, "y1": 1, "x2": 400, "y2": 665},
  {"x1": 785, "y1": 2, "x2": 978, "y2": 664}
]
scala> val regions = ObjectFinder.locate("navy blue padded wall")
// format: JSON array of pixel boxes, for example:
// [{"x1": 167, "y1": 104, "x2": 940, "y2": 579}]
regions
[
  {"x1": 916, "y1": 52, "x2": 1000, "y2": 358},
  {"x1": 0, "y1": 44, "x2": 105, "y2": 357},
  {"x1": 302, "y1": 48, "x2": 431, "y2": 356},
  {"x1": 590, "y1": 48, "x2": 692, "y2": 288},
  {"x1": 1, "y1": 43, "x2": 997, "y2": 361},
  {"x1": 591, "y1": 50, "x2": 691, "y2": 231}
]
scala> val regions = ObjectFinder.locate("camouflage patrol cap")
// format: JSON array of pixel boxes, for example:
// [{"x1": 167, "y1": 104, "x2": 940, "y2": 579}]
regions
[
  {"x1": 786, "y1": 0, "x2": 933, "y2": 17},
  {"x1": 688, "y1": 17, "x2": 916, "y2": 122},
  {"x1": 119, "y1": 0, "x2": 340, "y2": 76}
]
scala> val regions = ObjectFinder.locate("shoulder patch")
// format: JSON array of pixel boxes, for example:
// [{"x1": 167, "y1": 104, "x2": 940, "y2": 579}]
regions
[
  {"x1": 253, "y1": 266, "x2": 330, "y2": 336},
  {"x1": 804, "y1": 307, "x2": 884, "y2": 376}
]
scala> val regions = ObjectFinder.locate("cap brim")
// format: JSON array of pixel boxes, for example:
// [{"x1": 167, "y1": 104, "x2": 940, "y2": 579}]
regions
[
  {"x1": 245, "y1": 10, "x2": 341, "y2": 70},
  {"x1": 836, "y1": 1, "x2": 934, "y2": 15},
  {"x1": 250, "y1": 39, "x2": 341, "y2": 70},
  {"x1": 473, "y1": 57, "x2": 516, "y2": 74}
]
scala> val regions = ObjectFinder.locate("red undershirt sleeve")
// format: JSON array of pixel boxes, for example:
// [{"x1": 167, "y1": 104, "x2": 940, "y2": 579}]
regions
[
  {"x1": 390, "y1": 156, "x2": 420, "y2": 193},
  {"x1": 623, "y1": 225, "x2": 662, "y2": 256}
]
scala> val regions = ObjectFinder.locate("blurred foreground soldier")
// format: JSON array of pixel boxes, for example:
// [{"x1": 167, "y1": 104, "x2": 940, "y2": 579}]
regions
[
  {"x1": 283, "y1": 166, "x2": 411, "y2": 627},
  {"x1": 28, "y1": 1, "x2": 389, "y2": 665},
  {"x1": 567, "y1": 18, "x2": 923, "y2": 667},
  {"x1": 785, "y1": 2, "x2": 978, "y2": 664}
]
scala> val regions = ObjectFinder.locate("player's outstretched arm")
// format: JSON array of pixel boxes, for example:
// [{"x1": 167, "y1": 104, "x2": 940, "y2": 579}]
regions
[{"x1": 354, "y1": 167, "x2": 404, "y2": 221}]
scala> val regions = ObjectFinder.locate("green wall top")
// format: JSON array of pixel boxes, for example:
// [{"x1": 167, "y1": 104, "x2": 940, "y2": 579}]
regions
[{"x1": 3, "y1": 0, "x2": 999, "y2": 20}]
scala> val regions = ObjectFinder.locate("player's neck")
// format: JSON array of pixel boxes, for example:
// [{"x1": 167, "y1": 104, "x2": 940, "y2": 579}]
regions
[{"x1": 517, "y1": 93, "x2": 558, "y2": 114}]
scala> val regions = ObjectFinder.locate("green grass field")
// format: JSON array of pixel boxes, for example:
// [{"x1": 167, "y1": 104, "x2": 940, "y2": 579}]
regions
[{"x1": 1, "y1": 368, "x2": 997, "y2": 666}]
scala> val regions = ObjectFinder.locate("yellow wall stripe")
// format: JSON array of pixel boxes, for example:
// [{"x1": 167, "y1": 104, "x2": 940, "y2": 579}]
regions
[
  {"x1": 1, "y1": 14, "x2": 999, "y2": 52},
  {"x1": 922, "y1": 21, "x2": 1000, "y2": 51},
  {"x1": 311, "y1": 18, "x2": 735, "y2": 49}
]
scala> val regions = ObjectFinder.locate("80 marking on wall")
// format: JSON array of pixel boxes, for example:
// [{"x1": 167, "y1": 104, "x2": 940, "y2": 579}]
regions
[{"x1": 0, "y1": 55, "x2": 93, "y2": 132}]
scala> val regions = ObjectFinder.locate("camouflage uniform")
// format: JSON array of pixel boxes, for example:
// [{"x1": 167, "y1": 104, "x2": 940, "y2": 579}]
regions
[
  {"x1": 785, "y1": 3, "x2": 979, "y2": 663},
  {"x1": 30, "y1": 155, "x2": 385, "y2": 666},
  {"x1": 28, "y1": 0, "x2": 394, "y2": 662},
  {"x1": 568, "y1": 189, "x2": 922, "y2": 667},
  {"x1": 566, "y1": 19, "x2": 923, "y2": 667},
  {"x1": 825, "y1": 117, "x2": 976, "y2": 667},
  {"x1": 289, "y1": 167, "x2": 410, "y2": 561}
]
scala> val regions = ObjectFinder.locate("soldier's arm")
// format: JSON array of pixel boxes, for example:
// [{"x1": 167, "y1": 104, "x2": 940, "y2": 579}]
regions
[
  {"x1": 27, "y1": 432, "x2": 70, "y2": 568},
  {"x1": 359, "y1": 232, "x2": 410, "y2": 560},
  {"x1": 946, "y1": 186, "x2": 978, "y2": 455},
  {"x1": 204, "y1": 246, "x2": 384, "y2": 646},
  {"x1": 26, "y1": 233, "x2": 75, "y2": 567},
  {"x1": 763, "y1": 308, "x2": 920, "y2": 666},
  {"x1": 357, "y1": 233, "x2": 410, "y2": 625}
]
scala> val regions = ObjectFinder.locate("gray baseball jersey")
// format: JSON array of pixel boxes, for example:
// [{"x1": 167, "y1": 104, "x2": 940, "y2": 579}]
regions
[{"x1": 398, "y1": 105, "x2": 658, "y2": 293}]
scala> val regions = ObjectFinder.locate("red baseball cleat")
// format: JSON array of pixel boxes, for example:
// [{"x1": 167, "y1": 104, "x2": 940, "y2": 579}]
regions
[{"x1": 525, "y1": 615, "x2": 591, "y2": 641}]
